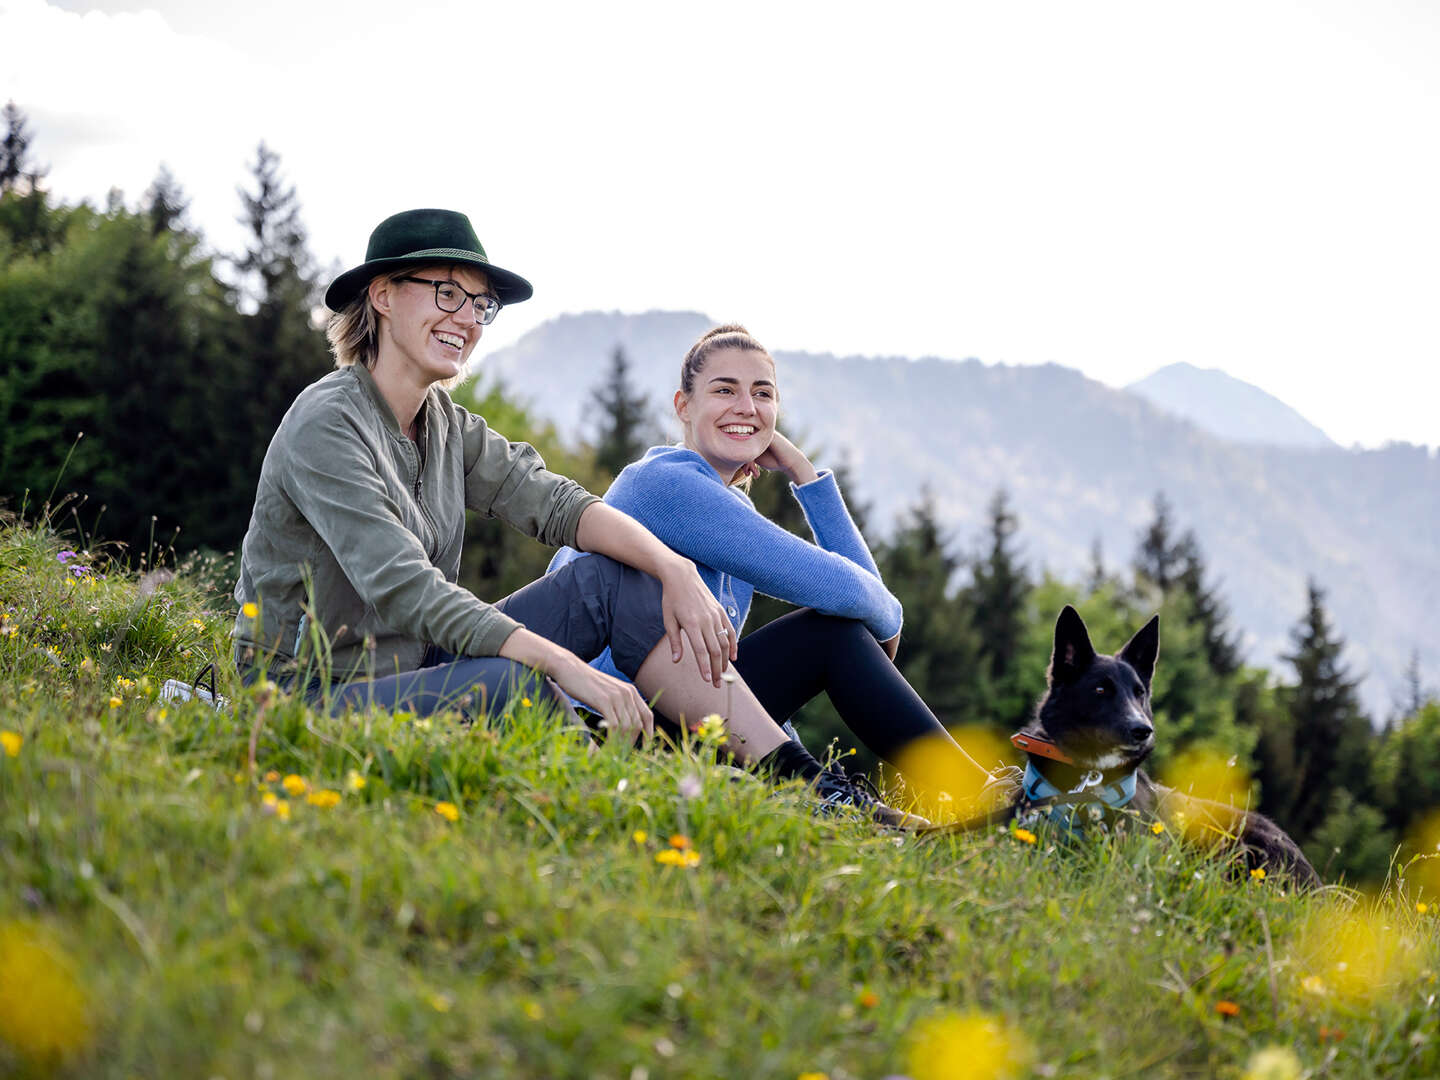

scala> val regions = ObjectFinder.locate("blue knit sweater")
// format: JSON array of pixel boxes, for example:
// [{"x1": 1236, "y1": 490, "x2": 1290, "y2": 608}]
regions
[{"x1": 547, "y1": 446, "x2": 902, "y2": 678}]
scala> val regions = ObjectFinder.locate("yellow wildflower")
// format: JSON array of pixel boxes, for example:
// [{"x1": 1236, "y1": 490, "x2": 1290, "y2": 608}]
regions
[
  {"x1": 0, "y1": 921, "x2": 92, "y2": 1062},
  {"x1": 428, "y1": 992, "x2": 453, "y2": 1013},
  {"x1": 697, "y1": 712, "x2": 726, "y2": 740},
  {"x1": 668, "y1": 833, "x2": 692, "y2": 850},
  {"x1": 190, "y1": 619, "x2": 205, "y2": 630},
  {"x1": 275, "y1": 800, "x2": 291, "y2": 822},
  {"x1": 261, "y1": 792, "x2": 278, "y2": 809},
  {"x1": 306, "y1": 789, "x2": 341, "y2": 809},
  {"x1": 264, "y1": 769, "x2": 280, "y2": 783},
  {"x1": 114, "y1": 676, "x2": 133, "y2": 689},
  {"x1": 1242, "y1": 1045, "x2": 1302, "y2": 1080},
  {"x1": 1, "y1": 730, "x2": 21, "y2": 758},
  {"x1": 435, "y1": 801, "x2": 460, "y2": 823},
  {"x1": 905, "y1": 1009, "x2": 1033, "y2": 1080},
  {"x1": 1013, "y1": 828, "x2": 1038, "y2": 845},
  {"x1": 1150, "y1": 821, "x2": 1166, "y2": 835},
  {"x1": 241, "y1": 601, "x2": 259, "y2": 618},
  {"x1": 1215, "y1": 1000, "x2": 1240, "y2": 1017},
  {"x1": 522, "y1": 1000, "x2": 544, "y2": 1021},
  {"x1": 632, "y1": 830, "x2": 648, "y2": 845},
  {"x1": 520, "y1": 697, "x2": 532, "y2": 708},
  {"x1": 655, "y1": 848, "x2": 701, "y2": 868},
  {"x1": 1300, "y1": 975, "x2": 1327, "y2": 996},
  {"x1": 1250, "y1": 867, "x2": 1267, "y2": 881},
  {"x1": 1418, "y1": 902, "x2": 1429, "y2": 915},
  {"x1": 107, "y1": 696, "x2": 122, "y2": 710},
  {"x1": 345, "y1": 769, "x2": 366, "y2": 792},
  {"x1": 281, "y1": 774, "x2": 307, "y2": 797},
  {"x1": 797, "y1": 1073, "x2": 829, "y2": 1080},
  {"x1": 858, "y1": 989, "x2": 879, "y2": 1009}
]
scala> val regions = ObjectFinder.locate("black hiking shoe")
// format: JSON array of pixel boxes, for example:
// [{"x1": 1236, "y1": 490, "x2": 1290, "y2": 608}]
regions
[{"x1": 814, "y1": 768, "x2": 930, "y2": 829}]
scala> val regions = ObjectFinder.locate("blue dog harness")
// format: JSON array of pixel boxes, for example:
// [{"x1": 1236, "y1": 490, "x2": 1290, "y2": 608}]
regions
[{"x1": 1019, "y1": 760, "x2": 1137, "y2": 833}]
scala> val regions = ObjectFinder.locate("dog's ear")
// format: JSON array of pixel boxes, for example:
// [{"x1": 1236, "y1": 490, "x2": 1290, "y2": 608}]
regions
[
  {"x1": 1118, "y1": 613, "x2": 1160, "y2": 689},
  {"x1": 1048, "y1": 605, "x2": 1096, "y2": 685}
]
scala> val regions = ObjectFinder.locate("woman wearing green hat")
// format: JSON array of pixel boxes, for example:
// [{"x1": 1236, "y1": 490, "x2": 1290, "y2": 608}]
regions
[{"x1": 231, "y1": 209, "x2": 913, "y2": 822}]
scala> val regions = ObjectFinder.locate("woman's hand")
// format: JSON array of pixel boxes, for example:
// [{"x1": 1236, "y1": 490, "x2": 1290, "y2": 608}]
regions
[
  {"x1": 658, "y1": 555, "x2": 737, "y2": 687},
  {"x1": 501, "y1": 627, "x2": 654, "y2": 742},
  {"x1": 548, "y1": 653, "x2": 655, "y2": 743},
  {"x1": 744, "y1": 431, "x2": 819, "y2": 486}
]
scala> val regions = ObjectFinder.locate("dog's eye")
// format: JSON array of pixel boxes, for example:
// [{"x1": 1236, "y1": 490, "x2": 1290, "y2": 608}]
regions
[{"x1": 1094, "y1": 685, "x2": 1106, "y2": 695}]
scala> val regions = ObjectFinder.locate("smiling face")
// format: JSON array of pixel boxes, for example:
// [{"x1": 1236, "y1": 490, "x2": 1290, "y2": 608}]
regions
[
  {"x1": 370, "y1": 263, "x2": 491, "y2": 389},
  {"x1": 674, "y1": 346, "x2": 778, "y2": 482}
]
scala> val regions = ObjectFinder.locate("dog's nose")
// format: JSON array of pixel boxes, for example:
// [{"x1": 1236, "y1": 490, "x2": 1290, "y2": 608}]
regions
[{"x1": 1127, "y1": 723, "x2": 1154, "y2": 744}]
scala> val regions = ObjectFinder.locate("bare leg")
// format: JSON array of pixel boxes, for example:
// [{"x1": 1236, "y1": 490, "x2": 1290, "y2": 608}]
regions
[{"x1": 633, "y1": 634, "x2": 789, "y2": 764}]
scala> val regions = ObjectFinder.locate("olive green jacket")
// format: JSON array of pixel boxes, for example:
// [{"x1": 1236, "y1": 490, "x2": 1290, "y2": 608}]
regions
[{"x1": 233, "y1": 363, "x2": 599, "y2": 678}]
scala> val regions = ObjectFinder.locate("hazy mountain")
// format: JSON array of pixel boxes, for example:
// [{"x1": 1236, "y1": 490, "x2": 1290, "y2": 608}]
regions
[
  {"x1": 477, "y1": 311, "x2": 1439, "y2": 719},
  {"x1": 1126, "y1": 362, "x2": 1338, "y2": 449}
]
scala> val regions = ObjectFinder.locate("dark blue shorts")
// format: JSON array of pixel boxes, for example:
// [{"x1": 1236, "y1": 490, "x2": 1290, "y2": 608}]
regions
[{"x1": 246, "y1": 554, "x2": 665, "y2": 721}]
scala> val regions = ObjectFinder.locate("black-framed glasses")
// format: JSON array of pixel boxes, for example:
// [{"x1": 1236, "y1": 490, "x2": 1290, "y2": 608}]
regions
[{"x1": 397, "y1": 275, "x2": 502, "y2": 325}]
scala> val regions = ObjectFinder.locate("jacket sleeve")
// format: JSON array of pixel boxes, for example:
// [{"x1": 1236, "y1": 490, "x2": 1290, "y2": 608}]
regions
[
  {"x1": 280, "y1": 409, "x2": 523, "y2": 658},
  {"x1": 623, "y1": 455, "x2": 903, "y2": 640},
  {"x1": 790, "y1": 469, "x2": 883, "y2": 579},
  {"x1": 457, "y1": 408, "x2": 599, "y2": 548}
]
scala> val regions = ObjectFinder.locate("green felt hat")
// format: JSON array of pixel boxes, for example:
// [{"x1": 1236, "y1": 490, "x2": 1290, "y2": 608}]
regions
[{"x1": 324, "y1": 208, "x2": 533, "y2": 311}]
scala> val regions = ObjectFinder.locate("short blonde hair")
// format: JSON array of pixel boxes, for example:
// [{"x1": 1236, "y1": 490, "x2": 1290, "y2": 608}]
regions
[{"x1": 325, "y1": 264, "x2": 489, "y2": 390}]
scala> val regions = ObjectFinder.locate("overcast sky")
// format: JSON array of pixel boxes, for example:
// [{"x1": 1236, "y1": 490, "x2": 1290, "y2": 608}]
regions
[{"x1": 4, "y1": 0, "x2": 1437, "y2": 450}]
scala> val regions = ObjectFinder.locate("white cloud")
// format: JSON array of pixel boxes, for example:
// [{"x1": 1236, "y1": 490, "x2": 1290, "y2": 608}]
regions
[{"x1": 3, "y1": 0, "x2": 1437, "y2": 448}]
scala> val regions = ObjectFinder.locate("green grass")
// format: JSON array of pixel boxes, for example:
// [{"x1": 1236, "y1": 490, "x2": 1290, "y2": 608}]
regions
[{"x1": 1, "y1": 518, "x2": 1437, "y2": 1079}]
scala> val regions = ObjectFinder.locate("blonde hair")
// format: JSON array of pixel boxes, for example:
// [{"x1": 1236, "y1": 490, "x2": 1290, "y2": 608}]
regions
[{"x1": 325, "y1": 264, "x2": 488, "y2": 391}]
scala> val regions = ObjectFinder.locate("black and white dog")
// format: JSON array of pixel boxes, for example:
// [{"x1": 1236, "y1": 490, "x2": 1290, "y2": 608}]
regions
[{"x1": 972, "y1": 605, "x2": 1319, "y2": 888}]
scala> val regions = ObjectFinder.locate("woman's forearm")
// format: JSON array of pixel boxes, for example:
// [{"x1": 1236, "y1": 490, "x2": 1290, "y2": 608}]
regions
[{"x1": 573, "y1": 502, "x2": 688, "y2": 582}]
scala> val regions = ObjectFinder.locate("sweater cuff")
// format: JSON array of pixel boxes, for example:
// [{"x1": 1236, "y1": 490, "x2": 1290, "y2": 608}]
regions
[{"x1": 467, "y1": 609, "x2": 526, "y2": 658}]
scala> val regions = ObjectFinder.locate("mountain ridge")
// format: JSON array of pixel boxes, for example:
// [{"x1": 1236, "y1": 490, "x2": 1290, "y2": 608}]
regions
[{"x1": 475, "y1": 310, "x2": 1439, "y2": 718}]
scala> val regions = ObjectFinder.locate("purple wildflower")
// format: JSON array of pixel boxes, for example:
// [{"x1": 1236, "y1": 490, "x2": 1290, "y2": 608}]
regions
[{"x1": 57, "y1": 550, "x2": 78, "y2": 564}]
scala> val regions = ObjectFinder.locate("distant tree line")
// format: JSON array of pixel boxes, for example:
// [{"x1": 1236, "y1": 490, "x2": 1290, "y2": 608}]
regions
[{"x1": 4, "y1": 103, "x2": 1436, "y2": 886}]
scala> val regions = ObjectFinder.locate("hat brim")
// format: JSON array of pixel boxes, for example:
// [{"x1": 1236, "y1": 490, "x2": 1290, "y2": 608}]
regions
[{"x1": 324, "y1": 251, "x2": 533, "y2": 312}]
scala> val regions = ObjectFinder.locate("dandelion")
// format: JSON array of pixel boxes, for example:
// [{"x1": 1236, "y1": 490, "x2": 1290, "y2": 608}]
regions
[
  {"x1": 241, "y1": 602, "x2": 258, "y2": 618},
  {"x1": 697, "y1": 712, "x2": 726, "y2": 740},
  {"x1": 655, "y1": 848, "x2": 701, "y2": 868},
  {"x1": 107, "y1": 696, "x2": 122, "y2": 710},
  {"x1": 1250, "y1": 867, "x2": 1267, "y2": 881},
  {"x1": 1, "y1": 730, "x2": 21, "y2": 758},
  {"x1": 261, "y1": 792, "x2": 278, "y2": 809},
  {"x1": 1418, "y1": 903, "x2": 1429, "y2": 915},
  {"x1": 345, "y1": 769, "x2": 366, "y2": 792},
  {"x1": 435, "y1": 802, "x2": 460, "y2": 823},
  {"x1": 1013, "y1": 828, "x2": 1038, "y2": 845},
  {"x1": 668, "y1": 834, "x2": 692, "y2": 850},
  {"x1": 905, "y1": 1009, "x2": 1033, "y2": 1080},
  {"x1": 1215, "y1": 1000, "x2": 1240, "y2": 1017},
  {"x1": 306, "y1": 790, "x2": 341, "y2": 809},
  {"x1": 1150, "y1": 821, "x2": 1166, "y2": 835},
  {"x1": 797, "y1": 1073, "x2": 829, "y2": 1080},
  {"x1": 520, "y1": 697, "x2": 532, "y2": 708},
  {"x1": 275, "y1": 800, "x2": 291, "y2": 822},
  {"x1": 1242, "y1": 1045, "x2": 1301, "y2": 1080},
  {"x1": 281, "y1": 774, "x2": 307, "y2": 797},
  {"x1": 0, "y1": 921, "x2": 92, "y2": 1062},
  {"x1": 632, "y1": 830, "x2": 648, "y2": 845}
]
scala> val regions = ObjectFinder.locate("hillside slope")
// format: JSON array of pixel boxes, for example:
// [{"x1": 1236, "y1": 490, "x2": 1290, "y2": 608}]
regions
[{"x1": 1126, "y1": 362, "x2": 1338, "y2": 449}]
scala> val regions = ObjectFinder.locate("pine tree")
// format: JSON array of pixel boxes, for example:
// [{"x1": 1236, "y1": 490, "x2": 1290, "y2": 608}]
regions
[
  {"x1": 591, "y1": 345, "x2": 655, "y2": 479},
  {"x1": 877, "y1": 491, "x2": 986, "y2": 726},
  {"x1": 971, "y1": 490, "x2": 1028, "y2": 682},
  {"x1": 1276, "y1": 579, "x2": 1373, "y2": 839},
  {"x1": 1, "y1": 101, "x2": 41, "y2": 193},
  {"x1": 1134, "y1": 492, "x2": 1184, "y2": 594},
  {"x1": 143, "y1": 165, "x2": 189, "y2": 238},
  {"x1": 1174, "y1": 531, "x2": 1241, "y2": 677}
]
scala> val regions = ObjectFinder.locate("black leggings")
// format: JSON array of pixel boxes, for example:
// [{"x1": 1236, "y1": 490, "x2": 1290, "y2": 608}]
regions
[{"x1": 734, "y1": 608, "x2": 985, "y2": 794}]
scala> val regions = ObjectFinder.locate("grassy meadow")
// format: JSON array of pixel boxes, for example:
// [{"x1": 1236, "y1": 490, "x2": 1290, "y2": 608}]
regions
[{"x1": 1, "y1": 516, "x2": 1437, "y2": 1080}]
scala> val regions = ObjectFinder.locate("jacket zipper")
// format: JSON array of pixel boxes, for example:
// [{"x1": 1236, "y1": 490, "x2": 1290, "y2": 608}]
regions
[{"x1": 411, "y1": 439, "x2": 440, "y2": 561}]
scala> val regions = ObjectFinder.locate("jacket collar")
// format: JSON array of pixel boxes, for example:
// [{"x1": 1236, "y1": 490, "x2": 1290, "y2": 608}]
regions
[{"x1": 350, "y1": 362, "x2": 432, "y2": 441}]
